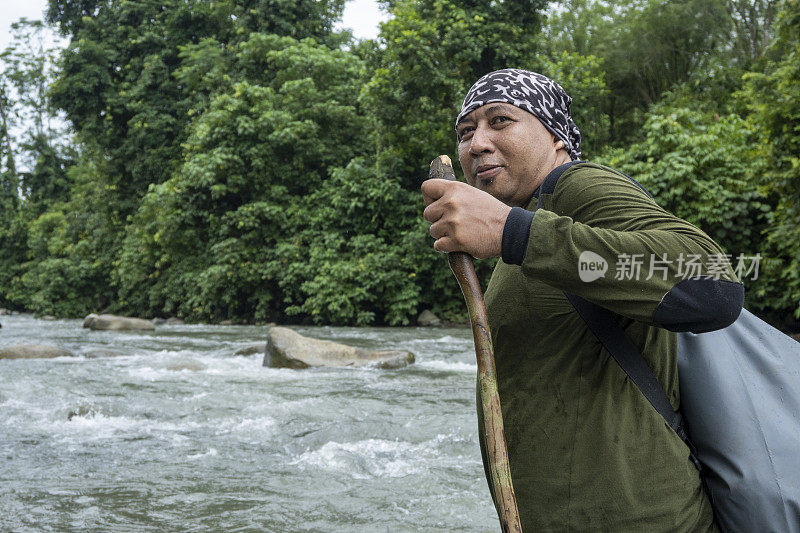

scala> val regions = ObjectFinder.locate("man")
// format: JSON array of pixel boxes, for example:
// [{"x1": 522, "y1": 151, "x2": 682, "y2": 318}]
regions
[{"x1": 421, "y1": 69, "x2": 743, "y2": 531}]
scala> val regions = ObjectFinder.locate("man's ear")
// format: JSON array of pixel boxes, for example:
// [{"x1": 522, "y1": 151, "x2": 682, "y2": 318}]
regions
[{"x1": 553, "y1": 138, "x2": 565, "y2": 151}]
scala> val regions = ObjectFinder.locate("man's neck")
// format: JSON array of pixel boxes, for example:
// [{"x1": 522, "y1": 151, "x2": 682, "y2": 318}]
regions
[{"x1": 551, "y1": 150, "x2": 572, "y2": 169}]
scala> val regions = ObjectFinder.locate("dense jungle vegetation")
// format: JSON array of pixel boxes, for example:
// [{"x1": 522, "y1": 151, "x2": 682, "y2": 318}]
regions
[{"x1": 0, "y1": 0, "x2": 797, "y2": 329}]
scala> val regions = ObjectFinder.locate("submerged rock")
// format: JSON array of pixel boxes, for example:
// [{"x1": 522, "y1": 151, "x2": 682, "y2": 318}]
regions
[
  {"x1": 0, "y1": 344, "x2": 74, "y2": 359},
  {"x1": 264, "y1": 327, "x2": 414, "y2": 369},
  {"x1": 234, "y1": 343, "x2": 265, "y2": 356},
  {"x1": 84, "y1": 348, "x2": 126, "y2": 358},
  {"x1": 167, "y1": 360, "x2": 206, "y2": 372},
  {"x1": 67, "y1": 405, "x2": 96, "y2": 420},
  {"x1": 417, "y1": 309, "x2": 442, "y2": 327},
  {"x1": 83, "y1": 314, "x2": 155, "y2": 331}
]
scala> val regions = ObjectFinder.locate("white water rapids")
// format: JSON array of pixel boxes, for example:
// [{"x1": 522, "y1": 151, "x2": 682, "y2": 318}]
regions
[{"x1": 0, "y1": 314, "x2": 496, "y2": 531}]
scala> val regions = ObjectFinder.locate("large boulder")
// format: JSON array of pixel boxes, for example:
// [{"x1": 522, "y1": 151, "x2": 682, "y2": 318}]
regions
[
  {"x1": 83, "y1": 313, "x2": 155, "y2": 331},
  {"x1": 264, "y1": 327, "x2": 414, "y2": 369},
  {"x1": 0, "y1": 344, "x2": 74, "y2": 359}
]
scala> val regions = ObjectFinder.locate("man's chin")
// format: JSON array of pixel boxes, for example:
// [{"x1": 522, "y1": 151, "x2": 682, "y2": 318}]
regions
[{"x1": 479, "y1": 177, "x2": 495, "y2": 190}]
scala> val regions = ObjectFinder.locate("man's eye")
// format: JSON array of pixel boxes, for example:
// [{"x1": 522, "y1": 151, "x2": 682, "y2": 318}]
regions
[
  {"x1": 491, "y1": 116, "x2": 511, "y2": 125},
  {"x1": 458, "y1": 127, "x2": 475, "y2": 140}
]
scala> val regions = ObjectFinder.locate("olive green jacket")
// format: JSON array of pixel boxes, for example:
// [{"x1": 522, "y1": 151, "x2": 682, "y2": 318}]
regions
[{"x1": 478, "y1": 162, "x2": 741, "y2": 531}]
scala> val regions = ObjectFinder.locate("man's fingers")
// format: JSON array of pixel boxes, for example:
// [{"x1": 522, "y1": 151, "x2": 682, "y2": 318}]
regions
[
  {"x1": 422, "y1": 179, "x2": 468, "y2": 254},
  {"x1": 429, "y1": 219, "x2": 448, "y2": 240},
  {"x1": 421, "y1": 178, "x2": 454, "y2": 207},
  {"x1": 433, "y1": 236, "x2": 454, "y2": 253},
  {"x1": 423, "y1": 202, "x2": 443, "y2": 223}
]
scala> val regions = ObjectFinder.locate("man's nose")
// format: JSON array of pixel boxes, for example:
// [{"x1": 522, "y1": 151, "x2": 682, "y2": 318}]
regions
[{"x1": 469, "y1": 124, "x2": 494, "y2": 155}]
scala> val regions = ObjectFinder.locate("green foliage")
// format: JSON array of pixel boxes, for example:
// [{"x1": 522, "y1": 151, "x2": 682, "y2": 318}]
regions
[
  {"x1": 0, "y1": 208, "x2": 28, "y2": 310},
  {"x1": 539, "y1": 51, "x2": 609, "y2": 156},
  {"x1": 117, "y1": 35, "x2": 373, "y2": 322},
  {"x1": 545, "y1": 0, "x2": 732, "y2": 145},
  {"x1": 740, "y1": 0, "x2": 800, "y2": 320},
  {"x1": 14, "y1": 158, "x2": 121, "y2": 316},
  {"x1": 599, "y1": 97, "x2": 769, "y2": 255},
  {"x1": 15, "y1": 208, "x2": 106, "y2": 316},
  {"x1": 16, "y1": 0, "x2": 353, "y2": 318},
  {"x1": 280, "y1": 159, "x2": 423, "y2": 325},
  {"x1": 1, "y1": 0, "x2": 797, "y2": 331}
]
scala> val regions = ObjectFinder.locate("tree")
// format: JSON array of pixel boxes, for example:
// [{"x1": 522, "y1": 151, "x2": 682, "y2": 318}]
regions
[
  {"x1": 363, "y1": 0, "x2": 548, "y2": 187},
  {"x1": 0, "y1": 82, "x2": 18, "y2": 203},
  {"x1": 116, "y1": 35, "x2": 372, "y2": 322},
  {"x1": 544, "y1": 0, "x2": 732, "y2": 145},
  {"x1": 741, "y1": 0, "x2": 800, "y2": 322},
  {"x1": 0, "y1": 82, "x2": 24, "y2": 310},
  {"x1": 0, "y1": 18, "x2": 73, "y2": 211},
  {"x1": 18, "y1": 0, "x2": 350, "y2": 317},
  {"x1": 727, "y1": 0, "x2": 779, "y2": 68}
]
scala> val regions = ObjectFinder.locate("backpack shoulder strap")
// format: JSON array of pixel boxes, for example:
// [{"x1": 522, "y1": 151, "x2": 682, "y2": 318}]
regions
[
  {"x1": 565, "y1": 294, "x2": 683, "y2": 431},
  {"x1": 536, "y1": 159, "x2": 585, "y2": 209},
  {"x1": 566, "y1": 293, "x2": 700, "y2": 472},
  {"x1": 536, "y1": 160, "x2": 654, "y2": 211},
  {"x1": 548, "y1": 161, "x2": 701, "y2": 467}
]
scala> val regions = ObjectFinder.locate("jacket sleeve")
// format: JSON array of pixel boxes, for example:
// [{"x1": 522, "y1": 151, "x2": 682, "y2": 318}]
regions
[{"x1": 512, "y1": 166, "x2": 744, "y2": 333}]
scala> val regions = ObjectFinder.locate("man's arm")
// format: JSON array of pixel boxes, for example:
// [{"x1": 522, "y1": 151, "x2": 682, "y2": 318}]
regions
[{"x1": 506, "y1": 166, "x2": 743, "y2": 332}]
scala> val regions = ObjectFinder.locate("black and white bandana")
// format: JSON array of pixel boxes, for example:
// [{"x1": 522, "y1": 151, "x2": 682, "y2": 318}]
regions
[{"x1": 455, "y1": 68, "x2": 581, "y2": 160}]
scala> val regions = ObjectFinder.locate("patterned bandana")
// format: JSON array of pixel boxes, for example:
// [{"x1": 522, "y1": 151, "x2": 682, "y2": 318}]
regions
[{"x1": 455, "y1": 68, "x2": 582, "y2": 160}]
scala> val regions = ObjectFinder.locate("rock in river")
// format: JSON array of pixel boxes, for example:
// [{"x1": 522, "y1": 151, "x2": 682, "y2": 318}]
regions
[
  {"x1": 234, "y1": 343, "x2": 265, "y2": 356},
  {"x1": 0, "y1": 344, "x2": 74, "y2": 359},
  {"x1": 264, "y1": 327, "x2": 414, "y2": 369},
  {"x1": 417, "y1": 309, "x2": 442, "y2": 327},
  {"x1": 83, "y1": 314, "x2": 155, "y2": 331},
  {"x1": 83, "y1": 348, "x2": 127, "y2": 358}
]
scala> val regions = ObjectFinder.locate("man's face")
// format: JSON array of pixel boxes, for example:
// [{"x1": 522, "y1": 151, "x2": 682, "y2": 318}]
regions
[{"x1": 457, "y1": 102, "x2": 563, "y2": 207}]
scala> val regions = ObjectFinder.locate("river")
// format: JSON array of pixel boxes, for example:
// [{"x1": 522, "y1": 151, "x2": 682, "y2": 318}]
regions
[{"x1": 0, "y1": 314, "x2": 497, "y2": 531}]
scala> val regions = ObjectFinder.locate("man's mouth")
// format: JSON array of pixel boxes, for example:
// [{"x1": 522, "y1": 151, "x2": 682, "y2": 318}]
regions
[{"x1": 475, "y1": 164, "x2": 502, "y2": 182}]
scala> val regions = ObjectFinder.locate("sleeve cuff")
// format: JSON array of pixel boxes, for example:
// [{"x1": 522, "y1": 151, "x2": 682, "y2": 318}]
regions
[{"x1": 501, "y1": 206, "x2": 535, "y2": 265}]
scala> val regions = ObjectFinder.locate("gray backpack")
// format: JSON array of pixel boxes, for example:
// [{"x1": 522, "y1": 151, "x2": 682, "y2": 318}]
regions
[
  {"x1": 678, "y1": 309, "x2": 800, "y2": 531},
  {"x1": 543, "y1": 161, "x2": 800, "y2": 531},
  {"x1": 570, "y1": 295, "x2": 800, "y2": 532}
]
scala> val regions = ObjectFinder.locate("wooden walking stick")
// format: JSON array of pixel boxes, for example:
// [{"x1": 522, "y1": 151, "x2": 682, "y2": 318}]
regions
[{"x1": 428, "y1": 155, "x2": 522, "y2": 533}]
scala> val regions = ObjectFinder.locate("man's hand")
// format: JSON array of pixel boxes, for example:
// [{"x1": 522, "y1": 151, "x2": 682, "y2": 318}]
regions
[{"x1": 421, "y1": 179, "x2": 512, "y2": 259}]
